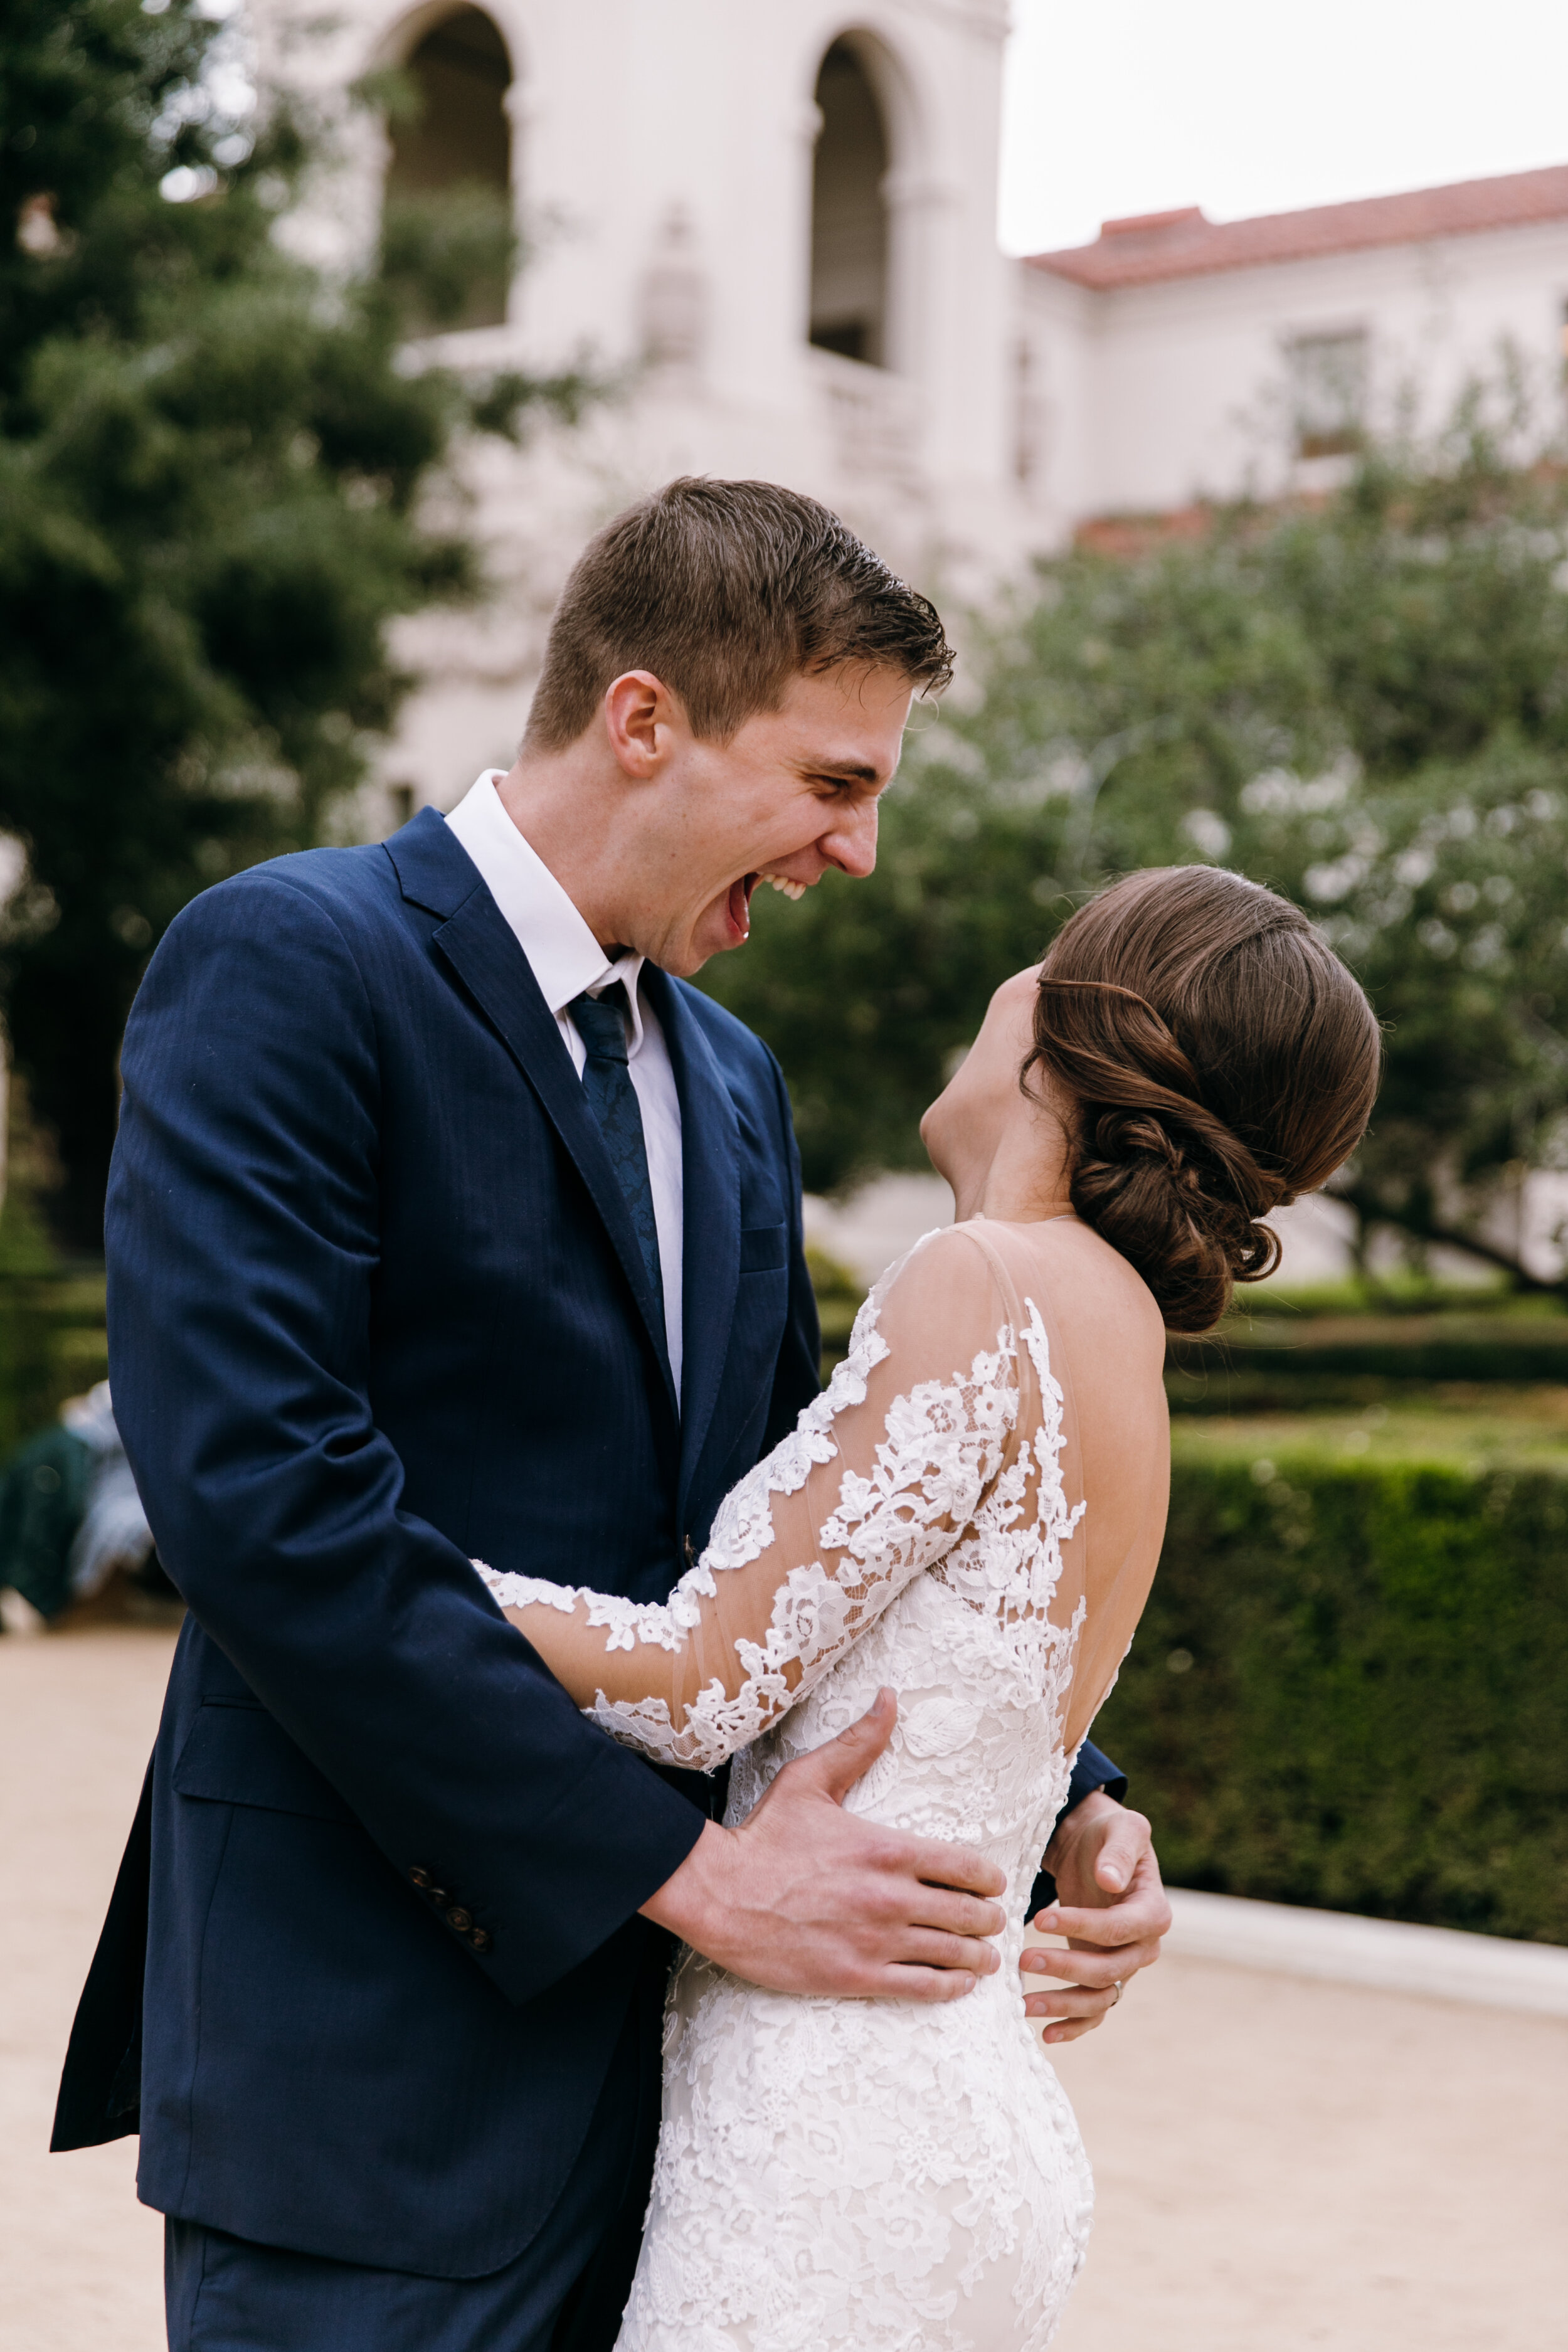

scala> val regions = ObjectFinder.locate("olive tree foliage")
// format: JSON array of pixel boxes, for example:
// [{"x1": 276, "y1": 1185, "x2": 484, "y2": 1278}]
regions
[
  {"x1": 704, "y1": 400, "x2": 1568, "y2": 1283},
  {"x1": 0, "y1": 0, "x2": 585, "y2": 1249}
]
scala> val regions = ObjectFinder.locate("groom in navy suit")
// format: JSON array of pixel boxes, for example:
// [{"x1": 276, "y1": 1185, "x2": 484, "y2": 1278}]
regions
[{"x1": 55, "y1": 481, "x2": 1169, "y2": 2349}]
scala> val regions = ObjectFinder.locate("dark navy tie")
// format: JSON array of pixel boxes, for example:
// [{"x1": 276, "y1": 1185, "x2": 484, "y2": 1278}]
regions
[{"x1": 569, "y1": 983, "x2": 664, "y2": 1304}]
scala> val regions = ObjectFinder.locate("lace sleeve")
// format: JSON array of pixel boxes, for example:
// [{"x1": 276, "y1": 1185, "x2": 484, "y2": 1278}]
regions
[{"x1": 475, "y1": 1228, "x2": 1022, "y2": 1769}]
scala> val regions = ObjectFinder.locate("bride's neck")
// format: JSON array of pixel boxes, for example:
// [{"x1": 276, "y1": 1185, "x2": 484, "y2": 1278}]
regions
[{"x1": 946, "y1": 1099, "x2": 1076, "y2": 1227}]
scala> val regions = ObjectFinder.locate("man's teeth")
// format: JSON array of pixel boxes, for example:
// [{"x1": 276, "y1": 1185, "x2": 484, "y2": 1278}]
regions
[{"x1": 762, "y1": 875, "x2": 807, "y2": 901}]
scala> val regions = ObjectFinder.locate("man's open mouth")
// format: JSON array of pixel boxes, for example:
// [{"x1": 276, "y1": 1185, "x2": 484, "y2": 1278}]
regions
[
  {"x1": 725, "y1": 871, "x2": 807, "y2": 942},
  {"x1": 727, "y1": 875, "x2": 757, "y2": 939}
]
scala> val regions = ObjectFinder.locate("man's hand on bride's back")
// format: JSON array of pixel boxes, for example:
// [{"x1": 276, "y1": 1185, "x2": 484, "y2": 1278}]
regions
[{"x1": 639, "y1": 1689, "x2": 1007, "y2": 2000}]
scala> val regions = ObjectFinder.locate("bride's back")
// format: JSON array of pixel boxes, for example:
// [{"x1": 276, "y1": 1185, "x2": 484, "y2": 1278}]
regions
[
  {"x1": 720, "y1": 1205, "x2": 1168, "y2": 1879},
  {"x1": 974, "y1": 1213, "x2": 1170, "y2": 1756}
]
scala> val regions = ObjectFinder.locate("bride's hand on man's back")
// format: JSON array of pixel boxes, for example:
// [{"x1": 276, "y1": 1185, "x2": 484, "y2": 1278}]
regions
[{"x1": 1019, "y1": 1794, "x2": 1172, "y2": 2043}]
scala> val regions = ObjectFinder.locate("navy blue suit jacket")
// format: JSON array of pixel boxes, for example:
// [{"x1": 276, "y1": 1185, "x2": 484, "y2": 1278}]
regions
[{"x1": 54, "y1": 810, "x2": 1120, "y2": 2277}]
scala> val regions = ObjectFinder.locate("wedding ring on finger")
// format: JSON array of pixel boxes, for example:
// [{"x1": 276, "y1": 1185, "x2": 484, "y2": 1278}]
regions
[{"x1": 1110, "y1": 1979, "x2": 1124, "y2": 2006}]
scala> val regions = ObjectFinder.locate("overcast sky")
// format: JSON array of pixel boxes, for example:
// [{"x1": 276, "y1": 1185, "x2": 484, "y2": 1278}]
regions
[{"x1": 1000, "y1": 0, "x2": 1568, "y2": 255}]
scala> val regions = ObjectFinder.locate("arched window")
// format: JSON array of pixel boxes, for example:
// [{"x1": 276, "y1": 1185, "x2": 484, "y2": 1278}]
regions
[
  {"x1": 385, "y1": 6, "x2": 513, "y2": 331},
  {"x1": 808, "y1": 39, "x2": 889, "y2": 369}
]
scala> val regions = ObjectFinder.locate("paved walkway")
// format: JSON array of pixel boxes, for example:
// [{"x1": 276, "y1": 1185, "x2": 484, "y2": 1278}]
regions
[{"x1": 4, "y1": 1623, "x2": 1565, "y2": 2352}]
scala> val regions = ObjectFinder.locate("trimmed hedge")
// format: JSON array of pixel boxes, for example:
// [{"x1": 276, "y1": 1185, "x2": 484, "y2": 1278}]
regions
[
  {"x1": 1094, "y1": 1456, "x2": 1568, "y2": 1945},
  {"x1": 1168, "y1": 1311, "x2": 1568, "y2": 1401}
]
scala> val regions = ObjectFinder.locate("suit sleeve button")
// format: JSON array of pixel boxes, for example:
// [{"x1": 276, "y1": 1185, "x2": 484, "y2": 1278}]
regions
[
  {"x1": 428, "y1": 1888, "x2": 450, "y2": 1907},
  {"x1": 408, "y1": 1867, "x2": 431, "y2": 1890},
  {"x1": 447, "y1": 1907, "x2": 473, "y2": 1933},
  {"x1": 469, "y1": 1927, "x2": 492, "y2": 1953}
]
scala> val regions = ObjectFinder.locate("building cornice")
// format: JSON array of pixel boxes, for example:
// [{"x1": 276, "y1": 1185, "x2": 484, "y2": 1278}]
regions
[{"x1": 1029, "y1": 164, "x2": 1568, "y2": 290}]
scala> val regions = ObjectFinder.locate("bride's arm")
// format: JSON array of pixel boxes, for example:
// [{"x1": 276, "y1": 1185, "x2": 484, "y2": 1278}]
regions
[{"x1": 475, "y1": 1229, "x2": 1019, "y2": 1771}]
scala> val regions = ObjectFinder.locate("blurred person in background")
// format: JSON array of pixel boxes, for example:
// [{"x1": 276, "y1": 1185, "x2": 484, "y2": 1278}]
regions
[{"x1": 0, "y1": 1381, "x2": 174, "y2": 1632}]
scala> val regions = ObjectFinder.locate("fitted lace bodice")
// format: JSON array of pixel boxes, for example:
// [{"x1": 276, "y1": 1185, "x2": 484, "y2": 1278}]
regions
[{"x1": 475, "y1": 1218, "x2": 1168, "y2": 2351}]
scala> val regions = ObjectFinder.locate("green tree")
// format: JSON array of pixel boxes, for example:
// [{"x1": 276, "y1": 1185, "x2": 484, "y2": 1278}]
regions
[
  {"x1": 1224, "y1": 740, "x2": 1568, "y2": 1283},
  {"x1": 0, "y1": 0, "x2": 578, "y2": 1248},
  {"x1": 704, "y1": 414, "x2": 1568, "y2": 1284}
]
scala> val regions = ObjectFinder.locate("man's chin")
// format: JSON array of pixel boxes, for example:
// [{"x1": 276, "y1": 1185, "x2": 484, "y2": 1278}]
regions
[{"x1": 676, "y1": 924, "x2": 736, "y2": 977}]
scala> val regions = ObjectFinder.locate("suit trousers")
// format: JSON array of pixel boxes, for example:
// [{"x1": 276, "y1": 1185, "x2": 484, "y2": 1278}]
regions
[{"x1": 164, "y1": 1976, "x2": 662, "y2": 2352}]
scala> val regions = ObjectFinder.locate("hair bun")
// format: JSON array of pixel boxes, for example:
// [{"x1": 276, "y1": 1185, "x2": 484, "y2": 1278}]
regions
[
  {"x1": 1072, "y1": 1100, "x2": 1285, "y2": 1333},
  {"x1": 1022, "y1": 868, "x2": 1379, "y2": 1335}
]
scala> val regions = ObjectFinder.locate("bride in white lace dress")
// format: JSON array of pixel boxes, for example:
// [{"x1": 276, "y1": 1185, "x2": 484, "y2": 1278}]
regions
[{"x1": 479, "y1": 867, "x2": 1380, "y2": 2350}]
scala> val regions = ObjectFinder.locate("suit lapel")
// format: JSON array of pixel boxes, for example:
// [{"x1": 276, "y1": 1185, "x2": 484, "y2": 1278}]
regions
[
  {"x1": 388, "y1": 817, "x2": 677, "y2": 1415},
  {"x1": 644, "y1": 970, "x2": 741, "y2": 1516}
]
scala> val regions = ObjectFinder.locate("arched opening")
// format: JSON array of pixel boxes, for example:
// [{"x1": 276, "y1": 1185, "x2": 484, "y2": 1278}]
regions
[
  {"x1": 384, "y1": 6, "x2": 513, "y2": 331},
  {"x1": 808, "y1": 39, "x2": 889, "y2": 369}
]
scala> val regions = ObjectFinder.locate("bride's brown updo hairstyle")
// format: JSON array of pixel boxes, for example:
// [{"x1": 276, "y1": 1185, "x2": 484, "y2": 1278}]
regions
[{"x1": 1025, "y1": 866, "x2": 1381, "y2": 1333}]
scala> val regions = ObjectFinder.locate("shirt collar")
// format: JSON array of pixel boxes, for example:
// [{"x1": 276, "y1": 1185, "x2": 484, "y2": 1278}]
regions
[{"x1": 444, "y1": 771, "x2": 647, "y2": 1047}]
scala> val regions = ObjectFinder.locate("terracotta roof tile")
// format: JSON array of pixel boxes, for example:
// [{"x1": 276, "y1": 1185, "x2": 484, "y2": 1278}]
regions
[{"x1": 1027, "y1": 165, "x2": 1568, "y2": 290}]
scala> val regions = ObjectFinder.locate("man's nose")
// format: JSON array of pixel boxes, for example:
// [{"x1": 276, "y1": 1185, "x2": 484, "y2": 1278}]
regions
[{"x1": 822, "y1": 800, "x2": 879, "y2": 880}]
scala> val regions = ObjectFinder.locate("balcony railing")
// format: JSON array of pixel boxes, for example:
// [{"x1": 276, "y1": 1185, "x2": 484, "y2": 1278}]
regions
[{"x1": 807, "y1": 347, "x2": 923, "y2": 487}]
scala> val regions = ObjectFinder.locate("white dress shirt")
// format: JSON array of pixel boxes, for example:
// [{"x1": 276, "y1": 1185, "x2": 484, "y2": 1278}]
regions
[{"x1": 444, "y1": 772, "x2": 685, "y2": 1395}]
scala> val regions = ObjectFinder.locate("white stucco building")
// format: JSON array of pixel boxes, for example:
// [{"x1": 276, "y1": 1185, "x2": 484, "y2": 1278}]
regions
[
  {"x1": 255, "y1": 0, "x2": 1568, "y2": 818},
  {"x1": 1022, "y1": 171, "x2": 1568, "y2": 534}
]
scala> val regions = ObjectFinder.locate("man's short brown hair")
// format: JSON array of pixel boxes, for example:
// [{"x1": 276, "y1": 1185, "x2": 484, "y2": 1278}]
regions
[{"x1": 522, "y1": 477, "x2": 955, "y2": 751}]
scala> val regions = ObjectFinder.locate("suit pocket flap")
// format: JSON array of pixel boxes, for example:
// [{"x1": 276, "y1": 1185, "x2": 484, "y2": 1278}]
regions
[
  {"x1": 172, "y1": 1702, "x2": 355, "y2": 1825},
  {"x1": 738, "y1": 1222, "x2": 788, "y2": 1274}
]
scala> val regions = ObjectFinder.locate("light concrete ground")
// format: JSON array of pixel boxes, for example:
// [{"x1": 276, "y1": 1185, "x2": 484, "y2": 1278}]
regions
[
  {"x1": 4, "y1": 1623, "x2": 169, "y2": 2352},
  {"x1": 1047, "y1": 1949, "x2": 1567, "y2": 2351},
  {"x1": 4, "y1": 1623, "x2": 1565, "y2": 2352}
]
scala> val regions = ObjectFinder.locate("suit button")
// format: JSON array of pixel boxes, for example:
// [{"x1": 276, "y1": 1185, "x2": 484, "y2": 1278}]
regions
[
  {"x1": 684, "y1": 1535, "x2": 696, "y2": 1565},
  {"x1": 470, "y1": 1928, "x2": 492, "y2": 1953},
  {"x1": 447, "y1": 1907, "x2": 473, "y2": 1933},
  {"x1": 428, "y1": 1888, "x2": 450, "y2": 1907},
  {"x1": 408, "y1": 1867, "x2": 431, "y2": 1890}
]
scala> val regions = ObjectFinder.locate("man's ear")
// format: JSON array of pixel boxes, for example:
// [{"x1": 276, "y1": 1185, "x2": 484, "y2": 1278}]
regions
[{"x1": 603, "y1": 670, "x2": 681, "y2": 780}]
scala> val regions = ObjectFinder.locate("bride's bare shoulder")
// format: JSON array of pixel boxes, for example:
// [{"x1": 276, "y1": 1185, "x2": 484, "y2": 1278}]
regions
[{"x1": 961, "y1": 1214, "x2": 1167, "y2": 1374}]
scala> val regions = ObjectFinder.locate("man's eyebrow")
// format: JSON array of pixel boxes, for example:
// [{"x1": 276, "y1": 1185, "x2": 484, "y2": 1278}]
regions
[{"x1": 796, "y1": 756, "x2": 883, "y2": 785}]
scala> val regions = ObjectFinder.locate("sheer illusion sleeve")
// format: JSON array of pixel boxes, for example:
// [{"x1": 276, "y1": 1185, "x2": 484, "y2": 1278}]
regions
[{"x1": 474, "y1": 1228, "x2": 1025, "y2": 1771}]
